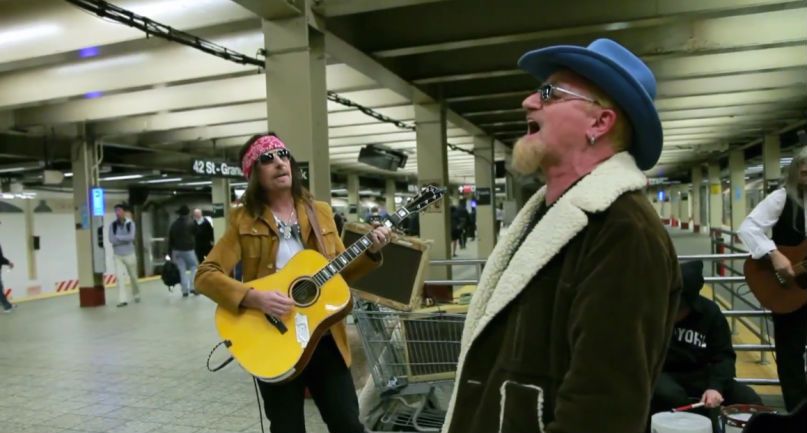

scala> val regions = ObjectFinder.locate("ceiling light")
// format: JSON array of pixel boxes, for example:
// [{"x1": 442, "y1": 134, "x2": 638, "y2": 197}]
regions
[
  {"x1": 0, "y1": 161, "x2": 45, "y2": 173},
  {"x1": 64, "y1": 172, "x2": 74, "y2": 178},
  {"x1": 0, "y1": 24, "x2": 61, "y2": 47},
  {"x1": 54, "y1": 54, "x2": 149, "y2": 75},
  {"x1": 101, "y1": 174, "x2": 144, "y2": 181},
  {"x1": 139, "y1": 177, "x2": 183, "y2": 184},
  {"x1": 179, "y1": 181, "x2": 212, "y2": 186}
]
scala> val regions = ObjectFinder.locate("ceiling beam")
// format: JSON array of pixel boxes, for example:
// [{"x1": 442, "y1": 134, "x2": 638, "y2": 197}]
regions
[{"x1": 372, "y1": 1, "x2": 806, "y2": 58}]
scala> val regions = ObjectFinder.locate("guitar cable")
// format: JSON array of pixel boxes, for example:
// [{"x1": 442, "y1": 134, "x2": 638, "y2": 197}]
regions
[
  {"x1": 253, "y1": 377, "x2": 266, "y2": 433},
  {"x1": 206, "y1": 340, "x2": 267, "y2": 432}
]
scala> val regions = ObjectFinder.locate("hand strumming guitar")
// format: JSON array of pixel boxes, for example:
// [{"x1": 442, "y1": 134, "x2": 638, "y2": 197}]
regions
[
  {"x1": 242, "y1": 289, "x2": 294, "y2": 317},
  {"x1": 769, "y1": 250, "x2": 795, "y2": 280}
]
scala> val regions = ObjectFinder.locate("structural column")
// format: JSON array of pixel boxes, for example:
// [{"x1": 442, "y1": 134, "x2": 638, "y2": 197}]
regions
[
  {"x1": 660, "y1": 186, "x2": 671, "y2": 225},
  {"x1": 262, "y1": 14, "x2": 330, "y2": 201},
  {"x1": 670, "y1": 185, "x2": 681, "y2": 228},
  {"x1": 385, "y1": 178, "x2": 396, "y2": 215},
  {"x1": 763, "y1": 134, "x2": 781, "y2": 193},
  {"x1": 24, "y1": 199, "x2": 36, "y2": 280},
  {"x1": 473, "y1": 135, "x2": 496, "y2": 257},
  {"x1": 416, "y1": 102, "x2": 451, "y2": 280},
  {"x1": 71, "y1": 134, "x2": 105, "y2": 307},
  {"x1": 708, "y1": 162, "x2": 724, "y2": 231},
  {"x1": 347, "y1": 174, "x2": 359, "y2": 222},
  {"x1": 691, "y1": 166, "x2": 703, "y2": 233},
  {"x1": 729, "y1": 149, "x2": 746, "y2": 232},
  {"x1": 211, "y1": 178, "x2": 231, "y2": 243},
  {"x1": 681, "y1": 185, "x2": 691, "y2": 230}
]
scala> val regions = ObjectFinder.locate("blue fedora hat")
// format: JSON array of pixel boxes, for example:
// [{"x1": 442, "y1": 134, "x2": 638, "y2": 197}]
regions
[{"x1": 517, "y1": 38, "x2": 662, "y2": 170}]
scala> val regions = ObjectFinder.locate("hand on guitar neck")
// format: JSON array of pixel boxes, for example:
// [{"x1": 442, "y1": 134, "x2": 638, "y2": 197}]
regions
[{"x1": 769, "y1": 249, "x2": 796, "y2": 281}]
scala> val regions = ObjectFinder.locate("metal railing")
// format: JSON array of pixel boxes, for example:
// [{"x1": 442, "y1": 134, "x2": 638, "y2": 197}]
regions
[{"x1": 425, "y1": 250, "x2": 790, "y2": 387}]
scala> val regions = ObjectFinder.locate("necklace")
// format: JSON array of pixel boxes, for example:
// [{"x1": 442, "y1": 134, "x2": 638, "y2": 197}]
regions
[{"x1": 274, "y1": 209, "x2": 300, "y2": 241}]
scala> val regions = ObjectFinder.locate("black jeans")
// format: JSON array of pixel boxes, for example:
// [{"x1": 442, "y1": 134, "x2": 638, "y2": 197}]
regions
[
  {"x1": 258, "y1": 335, "x2": 364, "y2": 433},
  {"x1": 772, "y1": 304, "x2": 807, "y2": 412},
  {"x1": 651, "y1": 371, "x2": 762, "y2": 411},
  {"x1": 0, "y1": 276, "x2": 11, "y2": 310}
]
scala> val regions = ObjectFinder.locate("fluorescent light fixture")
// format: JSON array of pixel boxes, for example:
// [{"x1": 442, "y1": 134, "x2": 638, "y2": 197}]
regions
[
  {"x1": 179, "y1": 181, "x2": 213, "y2": 186},
  {"x1": 101, "y1": 174, "x2": 144, "y2": 181},
  {"x1": 0, "y1": 161, "x2": 45, "y2": 173},
  {"x1": 79, "y1": 46, "x2": 100, "y2": 58},
  {"x1": 139, "y1": 177, "x2": 183, "y2": 184},
  {"x1": 64, "y1": 172, "x2": 74, "y2": 177},
  {"x1": 0, "y1": 24, "x2": 61, "y2": 47}
]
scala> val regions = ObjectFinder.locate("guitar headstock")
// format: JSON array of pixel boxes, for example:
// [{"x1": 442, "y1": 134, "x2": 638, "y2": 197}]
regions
[{"x1": 387, "y1": 184, "x2": 445, "y2": 227}]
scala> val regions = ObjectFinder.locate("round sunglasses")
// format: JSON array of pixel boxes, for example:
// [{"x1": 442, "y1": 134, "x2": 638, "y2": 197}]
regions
[{"x1": 537, "y1": 83, "x2": 600, "y2": 106}]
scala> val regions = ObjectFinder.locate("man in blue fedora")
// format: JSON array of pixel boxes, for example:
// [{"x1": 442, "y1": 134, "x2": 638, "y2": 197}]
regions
[{"x1": 442, "y1": 39, "x2": 681, "y2": 433}]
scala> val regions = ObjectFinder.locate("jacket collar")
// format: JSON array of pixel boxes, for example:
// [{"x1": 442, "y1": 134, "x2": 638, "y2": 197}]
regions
[{"x1": 444, "y1": 152, "x2": 649, "y2": 432}]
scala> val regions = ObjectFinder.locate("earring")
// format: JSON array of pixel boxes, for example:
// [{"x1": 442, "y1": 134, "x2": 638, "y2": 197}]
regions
[{"x1": 588, "y1": 135, "x2": 596, "y2": 145}]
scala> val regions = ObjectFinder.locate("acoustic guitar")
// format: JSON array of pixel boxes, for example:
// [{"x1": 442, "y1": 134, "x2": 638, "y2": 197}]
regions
[
  {"x1": 214, "y1": 185, "x2": 444, "y2": 382},
  {"x1": 743, "y1": 241, "x2": 807, "y2": 314}
]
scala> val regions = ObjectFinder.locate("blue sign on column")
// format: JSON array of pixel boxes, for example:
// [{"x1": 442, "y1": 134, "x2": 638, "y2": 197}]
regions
[{"x1": 91, "y1": 187, "x2": 104, "y2": 216}]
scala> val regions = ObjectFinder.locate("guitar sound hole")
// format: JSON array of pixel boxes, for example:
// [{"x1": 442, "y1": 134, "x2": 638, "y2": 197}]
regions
[{"x1": 291, "y1": 279, "x2": 319, "y2": 306}]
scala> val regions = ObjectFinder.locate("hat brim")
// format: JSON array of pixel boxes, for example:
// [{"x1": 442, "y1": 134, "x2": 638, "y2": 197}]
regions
[{"x1": 518, "y1": 46, "x2": 662, "y2": 170}]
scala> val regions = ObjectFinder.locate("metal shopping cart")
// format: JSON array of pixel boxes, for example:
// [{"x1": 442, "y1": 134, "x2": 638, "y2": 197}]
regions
[{"x1": 353, "y1": 300, "x2": 466, "y2": 432}]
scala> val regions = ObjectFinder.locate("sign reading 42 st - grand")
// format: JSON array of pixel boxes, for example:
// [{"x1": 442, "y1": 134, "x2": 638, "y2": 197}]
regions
[{"x1": 191, "y1": 160, "x2": 243, "y2": 178}]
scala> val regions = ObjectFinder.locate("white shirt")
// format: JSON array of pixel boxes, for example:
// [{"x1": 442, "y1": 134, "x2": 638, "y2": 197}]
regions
[
  {"x1": 737, "y1": 188, "x2": 807, "y2": 259},
  {"x1": 273, "y1": 215, "x2": 304, "y2": 270}
]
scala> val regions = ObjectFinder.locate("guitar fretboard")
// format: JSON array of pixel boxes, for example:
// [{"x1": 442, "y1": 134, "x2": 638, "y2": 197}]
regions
[{"x1": 311, "y1": 233, "x2": 377, "y2": 287}]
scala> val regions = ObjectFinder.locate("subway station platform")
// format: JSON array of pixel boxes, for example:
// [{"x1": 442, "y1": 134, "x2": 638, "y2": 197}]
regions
[{"x1": 0, "y1": 230, "x2": 788, "y2": 432}]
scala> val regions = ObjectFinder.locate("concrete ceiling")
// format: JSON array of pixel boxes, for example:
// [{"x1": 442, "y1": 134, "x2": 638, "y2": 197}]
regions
[{"x1": 1, "y1": 0, "x2": 806, "y2": 191}]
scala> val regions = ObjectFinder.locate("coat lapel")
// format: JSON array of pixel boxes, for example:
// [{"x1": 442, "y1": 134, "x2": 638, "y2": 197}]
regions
[{"x1": 466, "y1": 152, "x2": 648, "y2": 346}]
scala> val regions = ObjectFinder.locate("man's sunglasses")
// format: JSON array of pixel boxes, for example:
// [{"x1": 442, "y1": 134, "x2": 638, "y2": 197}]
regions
[
  {"x1": 259, "y1": 149, "x2": 291, "y2": 164},
  {"x1": 537, "y1": 83, "x2": 600, "y2": 106}
]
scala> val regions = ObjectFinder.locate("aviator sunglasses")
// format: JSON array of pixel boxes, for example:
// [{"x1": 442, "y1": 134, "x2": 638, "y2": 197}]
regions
[{"x1": 259, "y1": 149, "x2": 291, "y2": 164}]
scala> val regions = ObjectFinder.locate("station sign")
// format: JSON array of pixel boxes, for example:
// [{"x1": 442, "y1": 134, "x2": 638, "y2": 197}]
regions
[
  {"x1": 191, "y1": 160, "x2": 243, "y2": 178},
  {"x1": 91, "y1": 187, "x2": 104, "y2": 217}
]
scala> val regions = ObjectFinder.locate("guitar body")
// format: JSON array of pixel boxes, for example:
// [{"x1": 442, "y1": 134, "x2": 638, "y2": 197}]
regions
[
  {"x1": 214, "y1": 249, "x2": 352, "y2": 383},
  {"x1": 743, "y1": 241, "x2": 807, "y2": 314}
]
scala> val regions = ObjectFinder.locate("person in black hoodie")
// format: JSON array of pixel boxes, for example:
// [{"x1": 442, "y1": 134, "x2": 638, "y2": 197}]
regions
[{"x1": 651, "y1": 260, "x2": 761, "y2": 415}]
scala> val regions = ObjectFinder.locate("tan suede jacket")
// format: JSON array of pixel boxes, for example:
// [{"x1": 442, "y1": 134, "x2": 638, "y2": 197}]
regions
[{"x1": 195, "y1": 199, "x2": 381, "y2": 366}]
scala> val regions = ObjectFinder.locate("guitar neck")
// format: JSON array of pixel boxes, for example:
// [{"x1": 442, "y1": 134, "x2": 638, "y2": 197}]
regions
[{"x1": 311, "y1": 209, "x2": 407, "y2": 286}]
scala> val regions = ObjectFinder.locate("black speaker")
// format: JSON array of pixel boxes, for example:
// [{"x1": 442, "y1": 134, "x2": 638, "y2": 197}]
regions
[
  {"x1": 358, "y1": 145, "x2": 408, "y2": 171},
  {"x1": 495, "y1": 160, "x2": 506, "y2": 178},
  {"x1": 342, "y1": 222, "x2": 429, "y2": 310},
  {"x1": 128, "y1": 187, "x2": 149, "y2": 206}
]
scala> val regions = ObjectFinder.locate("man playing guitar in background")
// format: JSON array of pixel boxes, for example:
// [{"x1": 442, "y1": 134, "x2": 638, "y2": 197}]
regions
[
  {"x1": 738, "y1": 147, "x2": 807, "y2": 412},
  {"x1": 195, "y1": 133, "x2": 391, "y2": 433}
]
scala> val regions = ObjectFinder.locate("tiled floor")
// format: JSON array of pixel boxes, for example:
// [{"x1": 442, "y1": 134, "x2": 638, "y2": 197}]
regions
[
  {"x1": 0, "y1": 282, "x2": 327, "y2": 433},
  {"x1": 0, "y1": 239, "x2": 481, "y2": 433}
]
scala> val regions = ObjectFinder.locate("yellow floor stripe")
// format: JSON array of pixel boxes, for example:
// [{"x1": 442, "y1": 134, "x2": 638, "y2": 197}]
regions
[
  {"x1": 14, "y1": 276, "x2": 162, "y2": 303},
  {"x1": 702, "y1": 284, "x2": 781, "y2": 395}
]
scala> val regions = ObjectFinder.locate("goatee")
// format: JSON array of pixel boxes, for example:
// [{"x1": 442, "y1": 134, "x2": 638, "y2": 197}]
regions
[{"x1": 511, "y1": 135, "x2": 545, "y2": 175}]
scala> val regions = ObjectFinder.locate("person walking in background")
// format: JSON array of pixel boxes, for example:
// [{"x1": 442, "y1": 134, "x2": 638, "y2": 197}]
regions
[
  {"x1": 193, "y1": 208, "x2": 214, "y2": 263},
  {"x1": 109, "y1": 204, "x2": 141, "y2": 307},
  {"x1": 169, "y1": 205, "x2": 199, "y2": 297},
  {"x1": 0, "y1": 219, "x2": 16, "y2": 313}
]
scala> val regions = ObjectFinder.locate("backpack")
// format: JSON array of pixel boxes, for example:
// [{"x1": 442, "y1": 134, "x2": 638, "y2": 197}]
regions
[
  {"x1": 161, "y1": 259, "x2": 181, "y2": 290},
  {"x1": 112, "y1": 221, "x2": 132, "y2": 235}
]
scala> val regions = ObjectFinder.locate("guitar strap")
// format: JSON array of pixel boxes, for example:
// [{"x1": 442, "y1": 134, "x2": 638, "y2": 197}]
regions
[{"x1": 304, "y1": 199, "x2": 332, "y2": 259}]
